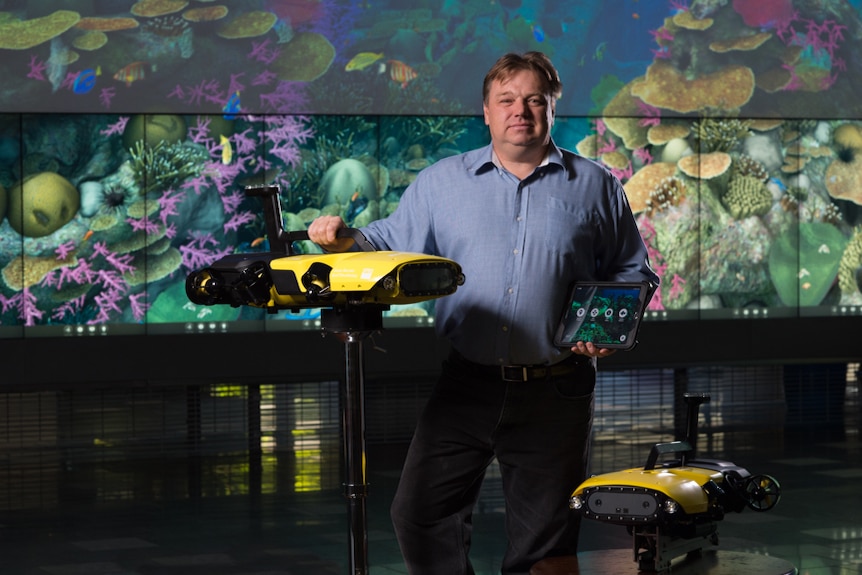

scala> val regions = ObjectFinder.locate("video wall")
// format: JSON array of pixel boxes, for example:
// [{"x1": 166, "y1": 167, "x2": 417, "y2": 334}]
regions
[
  {"x1": 1, "y1": 1, "x2": 862, "y2": 119},
  {"x1": 1, "y1": 111, "x2": 860, "y2": 338},
  {"x1": 0, "y1": 1, "x2": 861, "y2": 338}
]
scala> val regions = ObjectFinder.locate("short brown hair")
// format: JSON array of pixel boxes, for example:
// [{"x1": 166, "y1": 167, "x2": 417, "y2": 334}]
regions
[{"x1": 482, "y1": 51, "x2": 563, "y2": 105}]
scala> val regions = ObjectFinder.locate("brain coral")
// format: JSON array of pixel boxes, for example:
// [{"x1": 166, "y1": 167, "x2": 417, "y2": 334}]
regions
[{"x1": 721, "y1": 174, "x2": 772, "y2": 219}]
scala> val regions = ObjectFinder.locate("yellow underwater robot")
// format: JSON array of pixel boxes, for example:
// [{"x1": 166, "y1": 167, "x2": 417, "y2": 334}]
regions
[
  {"x1": 186, "y1": 185, "x2": 465, "y2": 317},
  {"x1": 569, "y1": 393, "x2": 781, "y2": 572}
]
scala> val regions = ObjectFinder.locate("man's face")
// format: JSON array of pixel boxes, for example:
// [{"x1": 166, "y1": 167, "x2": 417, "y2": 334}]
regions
[{"x1": 483, "y1": 69, "x2": 553, "y2": 152}]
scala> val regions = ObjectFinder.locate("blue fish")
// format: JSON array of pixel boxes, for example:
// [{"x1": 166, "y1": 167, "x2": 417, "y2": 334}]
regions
[
  {"x1": 768, "y1": 177, "x2": 787, "y2": 192},
  {"x1": 73, "y1": 67, "x2": 100, "y2": 94},
  {"x1": 223, "y1": 91, "x2": 241, "y2": 120},
  {"x1": 532, "y1": 24, "x2": 545, "y2": 42}
]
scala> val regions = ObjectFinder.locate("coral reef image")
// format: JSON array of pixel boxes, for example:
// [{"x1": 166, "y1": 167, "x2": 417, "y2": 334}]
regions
[
  {"x1": 2, "y1": 0, "x2": 862, "y2": 333},
  {"x1": 0, "y1": 1, "x2": 862, "y2": 117},
  {"x1": 603, "y1": 115, "x2": 861, "y2": 315},
  {"x1": 0, "y1": 110, "x2": 482, "y2": 332}
]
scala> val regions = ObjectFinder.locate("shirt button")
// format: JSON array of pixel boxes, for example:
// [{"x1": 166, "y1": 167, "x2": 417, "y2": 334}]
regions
[
  {"x1": 513, "y1": 249, "x2": 519, "y2": 255},
  {"x1": 507, "y1": 287, "x2": 514, "y2": 294},
  {"x1": 502, "y1": 326, "x2": 508, "y2": 332}
]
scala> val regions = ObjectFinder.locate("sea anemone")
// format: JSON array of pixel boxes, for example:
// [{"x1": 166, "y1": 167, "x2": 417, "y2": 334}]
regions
[
  {"x1": 835, "y1": 145, "x2": 855, "y2": 164},
  {"x1": 97, "y1": 183, "x2": 135, "y2": 215}
]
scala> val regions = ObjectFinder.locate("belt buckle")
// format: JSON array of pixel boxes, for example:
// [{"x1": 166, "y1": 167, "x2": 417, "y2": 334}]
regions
[{"x1": 501, "y1": 365, "x2": 529, "y2": 382}]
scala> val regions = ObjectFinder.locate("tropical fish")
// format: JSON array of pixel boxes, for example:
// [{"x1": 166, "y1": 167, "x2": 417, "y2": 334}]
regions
[
  {"x1": 250, "y1": 236, "x2": 267, "y2": 248},
  {"x1": 345, "y1": 51, "x2": 384, "y2": 71},
  {"x1": 768, "y1": 177, "x2": 787, "y2": 192},
  {"x1": 346, "y1": 190, "x2": 368, "y2": 223},
  {"x1": 223, "y1": 91, "x2": 241, "y2": 120},
  {"x1": 113, "y1": 61, "x2": 154, "y2": 87},
  {"x1": 384, "y1": 59, "x2": 418, "y2": 88},
  {"x1": 73, "y1": 67, "x2": 100, "y2": 94},
  {"x1": 531, "y1": 23, "x2": 545, "y2": 42},
  {"x1": 82, "y1": 230, "x2": 94, "y2": 242},
  {"x1": 220, "y1": 134, "x2": 233, "y2": 165}
]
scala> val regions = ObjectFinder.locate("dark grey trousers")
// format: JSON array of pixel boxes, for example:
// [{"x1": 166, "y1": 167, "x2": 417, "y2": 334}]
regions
[{"x1": 390, "y1": 356, "x2": 596, "y2": 575}]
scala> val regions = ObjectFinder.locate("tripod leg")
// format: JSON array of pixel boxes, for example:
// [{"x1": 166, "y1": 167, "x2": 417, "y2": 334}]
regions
[{"x1": 343, "y1": 332, "x2": 369, "y2": 575}]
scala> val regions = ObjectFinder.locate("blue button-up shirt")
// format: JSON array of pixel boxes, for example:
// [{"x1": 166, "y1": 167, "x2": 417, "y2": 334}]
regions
[{"x1": 361, "y1": 140, "x2": 659, "y2": 366}]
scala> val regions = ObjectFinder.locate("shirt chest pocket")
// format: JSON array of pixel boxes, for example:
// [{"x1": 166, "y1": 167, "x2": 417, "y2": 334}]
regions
[{"x1": 544, "y1": 196, "x2": 596, "y2": 255}]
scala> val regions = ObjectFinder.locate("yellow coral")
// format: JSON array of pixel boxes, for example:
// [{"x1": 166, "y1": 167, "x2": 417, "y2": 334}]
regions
[
  {"x1": 722, "y1": 175, "x2": 772, "y2": 219},
  {"x1": 2, "y1": 254, "x2": 78, "y2": 291},
  {"x1": 631, "y1": 61, "x2": 755, "y2": 114},
  {"x1": 838, "y1": 226, "x2": 862, "y2": 297},
  {"x1": 0, "y1": 10, "x2": 80, "y2": 49},
  {"x1": 216, "y1": 10, "x2": 276, "y2": 39}
]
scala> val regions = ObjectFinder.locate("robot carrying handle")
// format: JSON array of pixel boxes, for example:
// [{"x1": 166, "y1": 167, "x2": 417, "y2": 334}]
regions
[
  {"x1": 244, "y1": 184, "x2": 375, "y2": 254},
  {"x1": 289, "y1": 228, "x2": 377, "y2": 253},
  {"x1": 643, "y1": 393, "x2": 711, "y2": 470}
]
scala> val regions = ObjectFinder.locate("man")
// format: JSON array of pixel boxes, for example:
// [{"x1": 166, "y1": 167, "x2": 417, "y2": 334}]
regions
[{"x1": 308, "y1": 51, "x2": 659, "y2": 575}]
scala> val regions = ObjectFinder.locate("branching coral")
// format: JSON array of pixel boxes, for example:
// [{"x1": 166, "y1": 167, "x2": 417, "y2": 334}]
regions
[{"x1": 391, "y1": 116, "x2": 470, "y2": 153}]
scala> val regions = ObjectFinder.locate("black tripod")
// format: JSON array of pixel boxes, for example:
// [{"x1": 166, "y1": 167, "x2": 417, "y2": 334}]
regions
[{"x1": 321, "y1": 305, "x2": 385, "y2": 575}]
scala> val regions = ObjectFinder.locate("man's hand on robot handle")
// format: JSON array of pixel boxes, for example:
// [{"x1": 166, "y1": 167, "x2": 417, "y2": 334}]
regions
[{"x1": 308, "y1": 216, "x2": 355, "y2": 253}]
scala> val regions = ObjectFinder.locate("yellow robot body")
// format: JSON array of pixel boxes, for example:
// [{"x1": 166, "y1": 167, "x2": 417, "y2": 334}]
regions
[
  {"x1": 267, "y1": 251, "x2": 464, "y2": 308},
  {"x1": 187, "y1": 250, "x2": 464, "y2": 311},
  {"x1": 573, "y1": 466, "x2": 723, "y2": 518}
]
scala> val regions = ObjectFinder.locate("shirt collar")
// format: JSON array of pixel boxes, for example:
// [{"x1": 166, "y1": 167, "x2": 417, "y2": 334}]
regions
[{"x1": 469, "y1": 140, "x2": 565, "y2": 175}]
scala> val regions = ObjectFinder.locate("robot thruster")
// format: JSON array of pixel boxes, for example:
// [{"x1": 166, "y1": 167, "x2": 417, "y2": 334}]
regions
[{"x1": 569, "y1": 393, "x2": 781, "y2": 572}]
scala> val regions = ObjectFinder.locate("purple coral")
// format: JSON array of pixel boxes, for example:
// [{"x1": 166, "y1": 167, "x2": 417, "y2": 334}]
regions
[{"x1": 179, "y1": 232, "x2": 233, "y2": 272}]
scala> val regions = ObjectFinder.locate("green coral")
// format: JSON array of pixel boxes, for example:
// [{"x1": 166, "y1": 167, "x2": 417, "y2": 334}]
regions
[
  {"x1": 693, "y1": 118, "x2": 752, "y2": 153},
  {"x1": 768, "y1": 222, "x2": 849, "y2": 307},
  {"x1": 722, "y1": 174, "x2": 772, "y2": 218},
  {"x1": 390, "y1": 116, "x2": 470, "y2": 152},
  {"x1": 128, "y1": 140, "x2": 208, "y2": 196}
]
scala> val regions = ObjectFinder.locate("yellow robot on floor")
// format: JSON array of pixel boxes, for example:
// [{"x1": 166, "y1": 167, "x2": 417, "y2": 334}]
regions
[{"x1": 569, "y1": 393, "x2": 781, "y2": 572}]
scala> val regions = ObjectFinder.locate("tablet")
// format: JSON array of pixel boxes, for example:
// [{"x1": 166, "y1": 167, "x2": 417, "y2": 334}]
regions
[{"x1": 554, "y1": 282, "x2": 650, "y2": 350}]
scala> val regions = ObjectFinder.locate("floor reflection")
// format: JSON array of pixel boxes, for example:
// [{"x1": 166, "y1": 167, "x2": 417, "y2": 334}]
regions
[{"x1": 0, "y1": 364, "x2": 858, "y2": 574}]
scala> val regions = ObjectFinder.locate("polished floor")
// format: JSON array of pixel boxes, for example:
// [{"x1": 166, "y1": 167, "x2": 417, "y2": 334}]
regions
[{"x1": 0, "y1": 364, "x2": 859, "y2": 574}]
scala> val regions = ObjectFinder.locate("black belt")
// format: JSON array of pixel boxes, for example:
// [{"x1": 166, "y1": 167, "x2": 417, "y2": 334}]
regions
[{"x1": 448, "y1": 350, "x2": 590, "y2": 382}]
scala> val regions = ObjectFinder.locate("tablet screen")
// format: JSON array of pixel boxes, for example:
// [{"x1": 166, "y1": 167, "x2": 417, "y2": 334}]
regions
[{"x1": 554, "y1": 282, "x2": 649, "y2": 350}]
